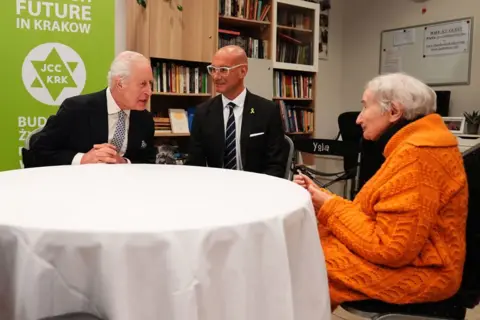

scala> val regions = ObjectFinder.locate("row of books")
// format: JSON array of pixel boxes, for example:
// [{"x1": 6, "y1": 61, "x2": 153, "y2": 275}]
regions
[
  {"x1": 277, "y1": 100, "x2": 314, "y2": 133},
  {"x1": 152, "y1": 103, "x2": 314, "y2": 136},
  {"x1": 276, "y1": 39, "x2": 312, "y2": 65},
  {"x1": 219, "y1": 31, "x2": 269, "y2": 59},
  {"x1": 152, "y1": 62, "x2": 208, "y2": 94},
  {"x1": 219, "y1": 0, "x2": 270, "y2": 21},
  {"x1": 277, "y1": 11, "x2": 312, "y2": 30},
  {"x1": 273, "y1": 71, "x2": 313, "y2": 99}
]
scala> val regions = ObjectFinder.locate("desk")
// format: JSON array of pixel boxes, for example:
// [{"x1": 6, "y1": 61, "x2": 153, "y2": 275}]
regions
[{"x1": 0, "y1": 165, "x2": 330, "y2": 320}]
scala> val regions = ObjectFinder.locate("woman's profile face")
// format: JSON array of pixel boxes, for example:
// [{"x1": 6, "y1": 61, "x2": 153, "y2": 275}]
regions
[{"x1": 356, "y1": 89, "x2": 394, "y2": 141}]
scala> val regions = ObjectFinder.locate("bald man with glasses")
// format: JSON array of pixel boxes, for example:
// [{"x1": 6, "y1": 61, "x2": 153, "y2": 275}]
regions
[{"x1": 186, "y1": 45, "x2": 286, "y2": 178}]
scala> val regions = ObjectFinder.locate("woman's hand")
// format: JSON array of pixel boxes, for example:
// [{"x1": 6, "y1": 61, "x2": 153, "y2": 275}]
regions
[
  {"x1": 307, "y1": 184, "x2": 333, "y2": 210},
  {"x1": 293, "y1": 172, "x2": 318, "y2": 190}
]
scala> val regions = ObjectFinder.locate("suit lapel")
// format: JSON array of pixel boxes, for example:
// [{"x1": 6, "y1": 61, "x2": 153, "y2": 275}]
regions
[
  {"x1": 240, "y1": 91, "x2": 252, "y2": 167},
  {"x1": 89, "y1": 89, "x2": 109, "y2": 144},
  {"x1": 209, "y1": 96, "x2": 226, "y2": 164},
  {"x1": 127, "y1": 111, "x2": 140, "y2": 152}
]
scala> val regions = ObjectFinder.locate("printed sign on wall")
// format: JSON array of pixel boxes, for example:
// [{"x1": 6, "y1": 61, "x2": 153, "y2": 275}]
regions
[
  {"x1": 424, "y1": 20, "x2": 471, "y2": 56},
  {"x1": 0, "y1": 0, "x2": 115, "y2": 171}
]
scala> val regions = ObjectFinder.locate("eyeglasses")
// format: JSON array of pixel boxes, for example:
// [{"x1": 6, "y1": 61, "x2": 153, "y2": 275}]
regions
[{"x1": 206, "y1": 64, "x2": 246, "y2": 76}]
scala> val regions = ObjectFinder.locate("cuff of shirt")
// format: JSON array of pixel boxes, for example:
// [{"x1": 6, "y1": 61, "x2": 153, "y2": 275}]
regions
[
  {"x1": 72, "y1": 153, "x2": 84, "y2": 165},
  {"x1": 124, "y1": 157, "x2": 131, "y2": 164}
]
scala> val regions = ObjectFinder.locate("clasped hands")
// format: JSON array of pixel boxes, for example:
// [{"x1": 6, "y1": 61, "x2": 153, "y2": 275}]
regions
[
  {"x1": 80, "y1": 143, "x2": 127, "y2": 164},
  {"x1": 294, "y1": 173, "x2": 333, "y2": 211}
]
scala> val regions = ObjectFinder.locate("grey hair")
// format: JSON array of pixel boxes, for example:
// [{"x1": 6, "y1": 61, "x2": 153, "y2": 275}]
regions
[
  {"x1": 365, "y1": 73, "x2": 437, "y2": 120},
  {"x1": 107, "y1": 51, "x2": 149, "y2": 87}
]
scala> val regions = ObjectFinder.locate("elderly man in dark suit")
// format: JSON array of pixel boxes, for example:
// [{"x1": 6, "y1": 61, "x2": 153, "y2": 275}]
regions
[
  {"x1": 31, "y1": 51, "x2": 156, "y2": 166},
  {"x1": 186, "y1": 45, "x2": 286, "y2": 177}
]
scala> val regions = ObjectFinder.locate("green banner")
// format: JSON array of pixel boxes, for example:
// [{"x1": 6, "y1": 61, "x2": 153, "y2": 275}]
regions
[{"x1": 0, "y1": 0, "x2": 115, "y2": 171}]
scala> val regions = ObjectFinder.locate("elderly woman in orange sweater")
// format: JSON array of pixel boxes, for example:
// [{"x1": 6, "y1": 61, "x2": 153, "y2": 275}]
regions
[{"x1": 295, "y1": 73, "x2": 468, "y2": 309}]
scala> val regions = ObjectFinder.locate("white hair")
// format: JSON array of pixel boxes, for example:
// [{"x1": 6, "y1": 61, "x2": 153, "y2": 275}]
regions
[
  {"x1": 107, "y1": 51, "x2": 149, "y2": 87},
  {"x1": 365, "y1": 73, "x2": 437, "y2": 120}
]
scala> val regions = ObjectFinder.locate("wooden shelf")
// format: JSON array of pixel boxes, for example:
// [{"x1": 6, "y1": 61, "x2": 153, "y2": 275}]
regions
[
  {"x1": 272, "y1": 61, "x2": 317, "y2": 72},
  {"x1": 219, "y1": 16, "x2": 270, "y2": 27},
  {"x1": 286, "y1": 131, "x2": 314, "y2": 135},
  {"x1": 152, "y1": 92, "x2": 211, "y2": 97},
  {"x1": 277, "y1": 25, "x2": 312, "y2": 33},
  {"x1": 273, "y1": 97, "x2": 313, "y2": 101},
  {"x1": 154, "y1": 131, "x2": 190, "y2": 137}
]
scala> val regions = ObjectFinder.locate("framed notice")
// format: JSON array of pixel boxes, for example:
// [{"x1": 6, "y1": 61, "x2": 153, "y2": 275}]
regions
[{"x1": 380, "y1": 17, "x2": 473, "y2": 86}]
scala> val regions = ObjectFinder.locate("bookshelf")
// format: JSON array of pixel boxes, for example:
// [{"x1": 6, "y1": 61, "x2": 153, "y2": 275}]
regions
[
  {"x1": 272, "y1": 0, "x2": 318, "y2": 137},
  {"x1": 216, "y1": 0, "x2": 319, "y2": 137},
  {"x1": 272, "y1": 0, "x2": 319, "y2": 72},
  {"x1": 126, "y1": 0, "x2": 320, "y2": 159},
  {"x1": 126, "y1": 0, "x2": 218, "y2": 163},
  {"x1": 218, "y1": 1, "x2": 272, "y2": 60}
]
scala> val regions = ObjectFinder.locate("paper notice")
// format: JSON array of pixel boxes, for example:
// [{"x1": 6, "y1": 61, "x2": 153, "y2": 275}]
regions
[
  {"x1": 381, "y1": 48, "x2": 402, "y2": 74},
  {"x1": 394, "y1": 28, "x2": 415, "y2": 46},
  {"x1": 424, "y1": 20, "x2": 470, "y2": 56}
]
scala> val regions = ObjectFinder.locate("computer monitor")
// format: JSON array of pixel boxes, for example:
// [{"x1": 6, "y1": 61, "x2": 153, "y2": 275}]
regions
[{"x1": 435, "y1": 90, "x2": 451, "y2": 117}]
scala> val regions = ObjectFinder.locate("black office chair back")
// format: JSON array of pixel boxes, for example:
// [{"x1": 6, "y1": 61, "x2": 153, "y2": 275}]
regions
[
  {"x1": 456, "y1": 142, "x2": 480, "y2": 308},
  {"x1": 22, "y1": 126, "x2": 45, "y2": 168},
  {"x1": 338, "y1": 112, "x2": 362, "y2": 178},
  {"x1": 283, "y1": 135, "x2": 295, "y2": 180}
]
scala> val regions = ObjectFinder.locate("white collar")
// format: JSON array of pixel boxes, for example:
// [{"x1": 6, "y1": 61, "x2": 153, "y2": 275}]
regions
[
  {"x1": 106, "y1": 88, "x2": 130, "y2": 115},
  {"x1": 221, "y1": 88, "x2": 247, "y2": 108}
]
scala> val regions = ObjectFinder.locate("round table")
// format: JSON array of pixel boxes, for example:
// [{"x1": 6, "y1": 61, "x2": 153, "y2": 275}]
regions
[{"x1": 0, "y1": 165, "x2": 330, "y2": 320}]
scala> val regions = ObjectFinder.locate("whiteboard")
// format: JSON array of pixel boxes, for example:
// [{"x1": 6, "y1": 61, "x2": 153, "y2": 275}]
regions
[{"x1": 379, "y1": 17, "x2": 473, "y2": 86}]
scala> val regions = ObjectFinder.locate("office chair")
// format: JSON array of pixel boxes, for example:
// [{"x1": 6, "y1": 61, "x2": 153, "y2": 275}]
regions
[
  {"x1": 39, "y1": 313, "x2": 104, "y2": 320},
  {"x1": 283, "y1": 134, "x2": 295, "y2": 180},
  {"x1": 22, "y1": 125, "x2": 45, "y2": 168},
  {"x1": 342, "y1": 142, "x2": 480, "y2": 320},
  {"x1": 293, "y1": 111, "x2": 363, "y2": 197},
  {"x1": 24, "y1": 126, "x2": 44, "y2": 150}
]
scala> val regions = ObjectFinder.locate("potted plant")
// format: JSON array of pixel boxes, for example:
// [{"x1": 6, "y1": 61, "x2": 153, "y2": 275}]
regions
[{"x1": 463, "y1": 110, "x2": 480, "y2": 134}]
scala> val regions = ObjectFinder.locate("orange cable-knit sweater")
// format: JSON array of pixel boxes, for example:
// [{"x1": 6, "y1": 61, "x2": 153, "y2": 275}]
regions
[{"x1": 318, "y1": 113, "x2": 468, "y2": 306}]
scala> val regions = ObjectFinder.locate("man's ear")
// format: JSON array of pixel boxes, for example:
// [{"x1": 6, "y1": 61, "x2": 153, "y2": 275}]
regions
[
  {"x1": 240, "y1": 66, "x2": 248, "y2": 79},
  {"x1": 389, "y1": 101, "x2": 404, "y2": 122}
]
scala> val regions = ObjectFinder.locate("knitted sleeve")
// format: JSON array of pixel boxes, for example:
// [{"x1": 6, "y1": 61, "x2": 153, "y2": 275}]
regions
[{"x1": 318, "y1": 154, "x2": 441, "y2": 268}]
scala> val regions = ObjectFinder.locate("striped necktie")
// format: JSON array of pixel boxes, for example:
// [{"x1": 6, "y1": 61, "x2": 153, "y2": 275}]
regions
[
  {"x1": 224, "y1": 102, "x2": 237, "y2": 170},
  {"x1": 111, "y1": 110, "x2": 126, "y2": 152}
]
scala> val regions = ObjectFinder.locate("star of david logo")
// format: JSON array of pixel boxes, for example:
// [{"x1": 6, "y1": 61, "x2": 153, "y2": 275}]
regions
[{"x1": 30, "y1": 48, "x2": 79, "y2": 101}]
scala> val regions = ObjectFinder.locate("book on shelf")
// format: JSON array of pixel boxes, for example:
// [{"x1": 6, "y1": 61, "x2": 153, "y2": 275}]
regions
[
  {"x1": 153, "y1": 116, "x2": 171, "y2": 133},
  {"x1": 219, "y1": 0, "x2": 271, "y2": 21},
  {"x1": 169, "y1": 109, "x2": 190, "y2": 134},
  {"x1": 277, "y1": 11, "x2": 312, "y2": 30},
  {"x1": 276, "y1": 39, "x2": 312, "y2": 65},
  {"x1": 152, "y1": 62, "x2": 208, "y2": 94},
  {"x1": 274, "y1": 71, "x2": 313, "y2": 99},
  {"x1": 277, "y1": 100, "x2": 314, "y2": 133},
  {"x1": 219, "y1": 32, "x2": 268, "y2": 59}
]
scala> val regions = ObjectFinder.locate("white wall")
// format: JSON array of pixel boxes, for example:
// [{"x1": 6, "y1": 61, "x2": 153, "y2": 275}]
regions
[
  {"x1": 340, "y1": 0, "x2": 480, "y2": 120},
  {"x1": 315, "y1": 0, "x2": 346, "y2": 139},
  {"x1": 115, "y1": 0, "x2": 126, "y2": 55}
]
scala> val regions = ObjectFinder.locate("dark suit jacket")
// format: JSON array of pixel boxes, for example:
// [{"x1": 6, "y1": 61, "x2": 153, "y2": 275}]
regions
[
  {"x1": 186, "y1": 90, "x2": 286, "y2": 178},
  {"x1": 31, "y1": 89, "x2": 156, "y2": 166}
]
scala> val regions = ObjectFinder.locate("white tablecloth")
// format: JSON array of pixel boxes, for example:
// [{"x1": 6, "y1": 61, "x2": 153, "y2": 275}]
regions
[{"x1": 0, "y1": 164, "x2": 330, "y2": 320}]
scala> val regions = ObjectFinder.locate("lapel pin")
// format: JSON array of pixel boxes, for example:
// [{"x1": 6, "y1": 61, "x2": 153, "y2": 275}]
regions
[{"x1": 250, "y1": 108, "x2": 255, "y2": 114}]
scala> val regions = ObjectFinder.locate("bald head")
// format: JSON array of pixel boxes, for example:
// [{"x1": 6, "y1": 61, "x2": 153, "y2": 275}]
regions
[{"x1": 215, "y1": 45, "x2": 248, "y2": 65}]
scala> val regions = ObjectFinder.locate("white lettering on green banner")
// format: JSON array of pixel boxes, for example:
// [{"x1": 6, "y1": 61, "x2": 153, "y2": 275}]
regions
[{"x1": 1, "y1": 0, "x2": 115, "y2": 171}]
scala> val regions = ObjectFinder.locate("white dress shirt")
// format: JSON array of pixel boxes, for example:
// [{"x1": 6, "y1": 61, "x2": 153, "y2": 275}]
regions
[
  {"x1": 71, "y1": 88, "x2": 131, "y2": 164},
  {"x1": 221, "y1": 88, "x2": 246, "y2": 170}
]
